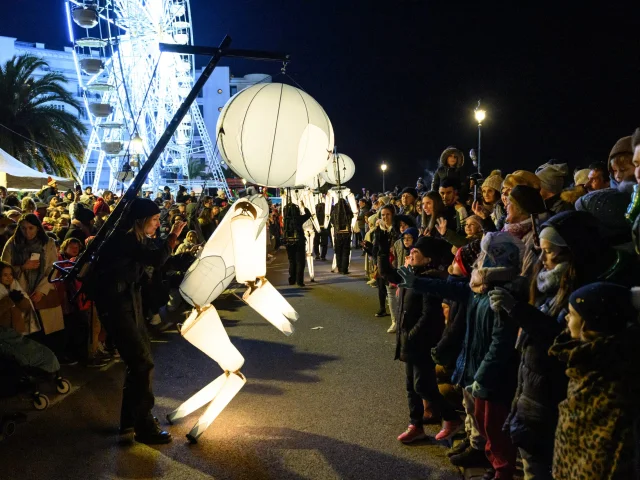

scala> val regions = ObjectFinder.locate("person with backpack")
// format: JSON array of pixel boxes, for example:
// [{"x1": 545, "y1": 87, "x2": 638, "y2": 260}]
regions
[
  {"x1": 283, "y1": 201, "x2": 311, "y2": 287},
  {"x1": 313, "y1": 199, "x2": 329, "y2": 260},
  {"x1": 330, "y1": 197, "x2": 354, "y2": 275}
]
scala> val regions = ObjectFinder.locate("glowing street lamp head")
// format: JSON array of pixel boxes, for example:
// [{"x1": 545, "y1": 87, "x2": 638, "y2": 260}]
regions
[
  {"x1": 381, "y1": 163, "x2": 387, "y2": 172},
  {"x1": 475, "y1": 109, "x2": 486, "y2": 124}
]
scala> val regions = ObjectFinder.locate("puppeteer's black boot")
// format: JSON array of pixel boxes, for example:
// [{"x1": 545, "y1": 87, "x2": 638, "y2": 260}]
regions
[{"x1": 134, "y1": 413, "x2": 172, "y2": 445}]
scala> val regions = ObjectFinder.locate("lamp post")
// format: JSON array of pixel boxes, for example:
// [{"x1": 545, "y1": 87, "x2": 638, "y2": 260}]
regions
[
  {"x1": 380, "y1": 163, "x2": 387, "y2": 192},
  {"x1": 474, "y1": 103, "x2": 486, "y2": 175}
]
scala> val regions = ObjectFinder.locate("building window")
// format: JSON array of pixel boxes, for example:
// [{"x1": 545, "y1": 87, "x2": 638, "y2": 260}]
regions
[
  {"x1": 83, "y1": 171, "x2": 95, "y2": 186},
  {"x1": 230, "y1": 85, "x2": 238, "y2": 96},
  {"x1": 52, "y1": 104, "x2": 66, "y2": 111}
]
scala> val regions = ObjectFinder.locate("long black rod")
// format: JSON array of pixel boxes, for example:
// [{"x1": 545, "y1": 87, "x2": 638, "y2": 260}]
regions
[
  {"x1": 159, "y1": 43, "x2": 289, "y2": 62},
  {"x1": 55, "y1": 35, "x2": 232, "y2": 284}
]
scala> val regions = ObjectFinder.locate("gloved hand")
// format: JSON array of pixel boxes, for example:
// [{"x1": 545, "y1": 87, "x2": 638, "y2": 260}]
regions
[
  {"x1": 471, "y1": 380, "x2": 490, "y2": 400},
  {"x1": 397, "y1": 266, "x2": 417, "y2": 289},
  {"x1": 8, "y1": 290, "x2": 24, "y2": 303},
  {"x1": 488, "y1": 287, "x2": 516, "y2": 314}
]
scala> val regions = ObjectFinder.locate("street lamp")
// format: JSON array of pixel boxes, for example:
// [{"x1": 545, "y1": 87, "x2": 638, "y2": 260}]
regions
[
  {"x1": 380, "y1": 163, "x2": 387, "y2": 192},
  {"x1": 474, "y1": 102, "x2": 486, "y2": 174}
]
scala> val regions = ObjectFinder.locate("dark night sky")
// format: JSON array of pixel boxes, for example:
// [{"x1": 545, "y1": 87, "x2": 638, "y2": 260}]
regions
[{"x1": 4, "y1": 0, "x2": 640, "y2": 190}]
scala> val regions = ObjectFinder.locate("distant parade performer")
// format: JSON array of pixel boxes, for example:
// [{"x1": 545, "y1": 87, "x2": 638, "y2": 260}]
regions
[{"x1": 283, "y1": 201, "x2": 311, "y2": 287}]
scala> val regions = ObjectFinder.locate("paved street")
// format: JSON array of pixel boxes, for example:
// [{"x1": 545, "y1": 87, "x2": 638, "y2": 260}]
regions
[{"x1": 0, "y1": 249, "x2": 462, "y2": 480}]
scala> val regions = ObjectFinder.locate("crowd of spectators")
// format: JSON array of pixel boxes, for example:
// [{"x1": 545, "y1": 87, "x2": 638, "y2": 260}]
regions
[
  {"x1": 352, "y1": 137, "x2": 640, "y2": 479},
  {"x1": 1, "y1": 130, "x2": 640, "y2": 476}
]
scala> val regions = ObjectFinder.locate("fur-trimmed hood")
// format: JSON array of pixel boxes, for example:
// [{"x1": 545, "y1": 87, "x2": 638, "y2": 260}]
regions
[{"x1": 439, "y1": 146, "x2": 465, "y2": 168}]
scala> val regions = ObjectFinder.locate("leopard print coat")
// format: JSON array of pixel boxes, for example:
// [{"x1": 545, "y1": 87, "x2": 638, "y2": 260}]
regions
[{"x1": 549, "y1": 329, "x2": 640, "y2": 480}]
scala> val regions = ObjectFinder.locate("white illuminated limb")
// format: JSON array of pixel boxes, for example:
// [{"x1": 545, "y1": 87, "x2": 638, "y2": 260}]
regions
[
  {"x1": 187, "y1": 372, "x2": 246, "y2": 443},
  {"x1": 231, "y1": 213, "x2": 262, "y2": 283},
  {"x1": 243, "y1": 279, "x2": 298, "y2": 336},
  {"x1": 167, "y1": 373, "x2": 227, "y2": 423},
  {"x1": 331, "y1": 227, "x2": 338, "y2": 272},
  {"x1": 181, "y1": 306, "x2": 245, "y2": 372},
  {"x1": 305, "y1": 229, "x2": 316, "y2": 281}
]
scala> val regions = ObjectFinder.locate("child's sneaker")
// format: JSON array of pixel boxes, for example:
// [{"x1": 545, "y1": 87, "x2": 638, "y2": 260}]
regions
[
  {"x1": 397, "y1": 424, "x2": 426, "y2": 443},
  {"x1": 435, "y1": 420, "x2": 464, "y2": 441}
]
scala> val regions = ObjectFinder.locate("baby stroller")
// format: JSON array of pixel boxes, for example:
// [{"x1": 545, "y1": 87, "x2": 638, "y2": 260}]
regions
[{"x1": 0, "y1": 328, "x2": 71, "y2": 411}]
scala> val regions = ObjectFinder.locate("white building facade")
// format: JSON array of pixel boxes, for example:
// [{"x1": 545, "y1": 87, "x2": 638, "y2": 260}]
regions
[{"x1": 0, "y1": 36, "x2": 270, "y2": 191}]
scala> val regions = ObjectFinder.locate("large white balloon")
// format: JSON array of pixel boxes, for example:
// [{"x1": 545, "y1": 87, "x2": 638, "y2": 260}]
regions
[
  {"x1": 216, "y1": 83, "x2": 334, "y2": 187},
  {"x1": 323, "y1": 153, "x2": 355, "y2": 185}
]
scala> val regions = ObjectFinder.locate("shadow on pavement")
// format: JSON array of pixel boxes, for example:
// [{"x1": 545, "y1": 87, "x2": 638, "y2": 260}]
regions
[{"x1": 173, "y1": 426, "x2": 448, "y2": 480}]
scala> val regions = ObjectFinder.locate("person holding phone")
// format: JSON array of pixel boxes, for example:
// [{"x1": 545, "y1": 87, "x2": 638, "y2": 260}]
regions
[
  {"x1": 1, "y1": 213, "x2": 63, "y2": 338},
  {"x1": 91, "y1": 198, "x2": 186, "y2": 445}
]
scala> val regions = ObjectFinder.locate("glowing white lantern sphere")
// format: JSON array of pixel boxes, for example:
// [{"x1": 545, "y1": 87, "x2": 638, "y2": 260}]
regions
[
  {"x1": 323, "y1": 153, "x2": 355, "y2": 185},
  {"x1": 216, "y1": 83, "x2": 334, "y2": 187}
]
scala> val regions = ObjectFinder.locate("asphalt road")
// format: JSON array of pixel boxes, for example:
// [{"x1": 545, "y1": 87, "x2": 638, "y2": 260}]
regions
[{"x1": 0, "y1": 249, "x2": 462, "y2": 480}]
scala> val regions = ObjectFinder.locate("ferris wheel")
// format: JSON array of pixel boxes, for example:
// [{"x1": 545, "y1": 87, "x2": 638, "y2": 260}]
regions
[{"x1": 65, "y1": 0, "x2": 231, "y2": 196}]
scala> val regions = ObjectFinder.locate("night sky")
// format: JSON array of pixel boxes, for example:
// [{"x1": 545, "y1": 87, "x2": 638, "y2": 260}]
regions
[{"x1": 4, "y1": 0, "x2": 640, "y2": 190}]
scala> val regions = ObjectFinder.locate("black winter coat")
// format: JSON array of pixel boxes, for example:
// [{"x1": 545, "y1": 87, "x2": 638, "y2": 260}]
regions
[
  {"x1": 505, "y1": 300, "x2": 567, "y2": 456},
  {"x1": 431, "y1": 275, "x2": 469, "y2": 369},
  {"x1": 378, "y1": 256, "x2": 445, "y2": 363}
]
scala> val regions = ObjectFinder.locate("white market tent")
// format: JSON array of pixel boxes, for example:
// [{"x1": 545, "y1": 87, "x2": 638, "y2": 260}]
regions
[{"x1": 0, "y1": 146, "x2": 74, "y2": 190}]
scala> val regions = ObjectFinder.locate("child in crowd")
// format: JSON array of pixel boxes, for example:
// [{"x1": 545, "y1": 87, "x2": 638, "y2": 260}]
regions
[
  {"x1": 549, "y1": 282, "x2": 640, "y2": 480},
  {"x1": 0, "y1": 261, "x2": 60, "y2": 373}
]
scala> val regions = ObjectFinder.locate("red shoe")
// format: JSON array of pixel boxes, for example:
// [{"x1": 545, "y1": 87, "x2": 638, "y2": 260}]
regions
[
  {"x1": 435, "y1": 420, "x2": 463, "y2": 441},
  {"x1": 397, "y1": 424, "x2": 426, "y2": 443}
]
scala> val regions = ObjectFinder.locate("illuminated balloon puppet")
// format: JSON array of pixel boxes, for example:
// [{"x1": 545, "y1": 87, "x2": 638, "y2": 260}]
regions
[
  {"x1": 321, "y1": 153, "x2": 358, "y2": 273},
  {"x1": 282, "y1": 188, "x2": 322, "y2": 282},
  {"x1": 168, "y1": 84, "x2": 334, "y2": 442}
]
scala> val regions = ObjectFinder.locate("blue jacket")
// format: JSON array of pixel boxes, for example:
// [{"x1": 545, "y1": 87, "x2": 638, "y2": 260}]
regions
[{"x1": 411, "y1": 274, "x2": 519, "y2": 404}]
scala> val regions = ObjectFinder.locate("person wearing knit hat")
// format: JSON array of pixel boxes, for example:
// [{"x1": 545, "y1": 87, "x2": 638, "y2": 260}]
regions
[
  {"x1": 65, "y1": 203, "x2": 95, "y2": 244},
  {"x1": 535, "y1": 162, "x2": 574, "y2": 215},
  {"x1": 88, "y1": 194, "x2": 185, "y2": 445},
  {"x1": 397, "y1": 230, "x2": 522, "y2": 468},
  {"x1": 608, "y1": 135, "x2": 635, "y2": 187},
  {"x1": 547, "y1": 280, "x2": 640, "y2": 480},
  {"x1": 449, "y1": 239, "x2": 481, "y2": 278},
  {"x1": 502, "y1": 170, "x2": 541, "y2": 191},
  {"x1": 436, "y1": 214, "x2": 483, "y2": 249},
  {"x1": 575, "y1": 188, "x2": 632, "y2": 247},
  {"x1": 400, "y1": 187, "x2": 419, "y2": 220},
  {"x1": 392, "y1": 227, "x2": 420, "y2": 269},
  {"x1": 376, "y1": 230, "x2": 462, "y2": 444},
  {"x1": 566, "y1": 282, "x2": 635, "y2": 339},
  {"x1": 573, "y1": 168, "x2": 590, "y2": 187}
]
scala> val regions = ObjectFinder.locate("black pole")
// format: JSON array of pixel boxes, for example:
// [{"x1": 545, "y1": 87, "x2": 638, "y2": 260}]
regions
[{"x1": 54, "y1": 35, "x2": 232, "y2": 284}]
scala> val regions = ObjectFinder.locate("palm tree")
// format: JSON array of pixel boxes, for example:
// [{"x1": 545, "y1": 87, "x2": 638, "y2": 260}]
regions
[{"x1": 0, "y1": 54, "x2": 87, "y2": 178}]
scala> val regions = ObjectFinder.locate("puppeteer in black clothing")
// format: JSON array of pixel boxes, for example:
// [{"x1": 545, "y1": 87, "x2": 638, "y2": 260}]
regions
[
  {"x1": 282, "y1": 203, "x2": 311, "y2": 287},
  {"x1": 91, "y1": 198, "x2": 186, "y2": 444}
]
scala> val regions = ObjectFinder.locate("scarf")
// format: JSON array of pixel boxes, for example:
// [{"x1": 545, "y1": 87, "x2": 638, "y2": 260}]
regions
[
  {"x1": 11, "y1": 237, "x2": 45, "y2": 294},
  {"x1": 502, "y1": 217, "x2": 533, "y2": 240},
  {"x1": 536, "y1": 262, "x2": 569, "y2": 294}
]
